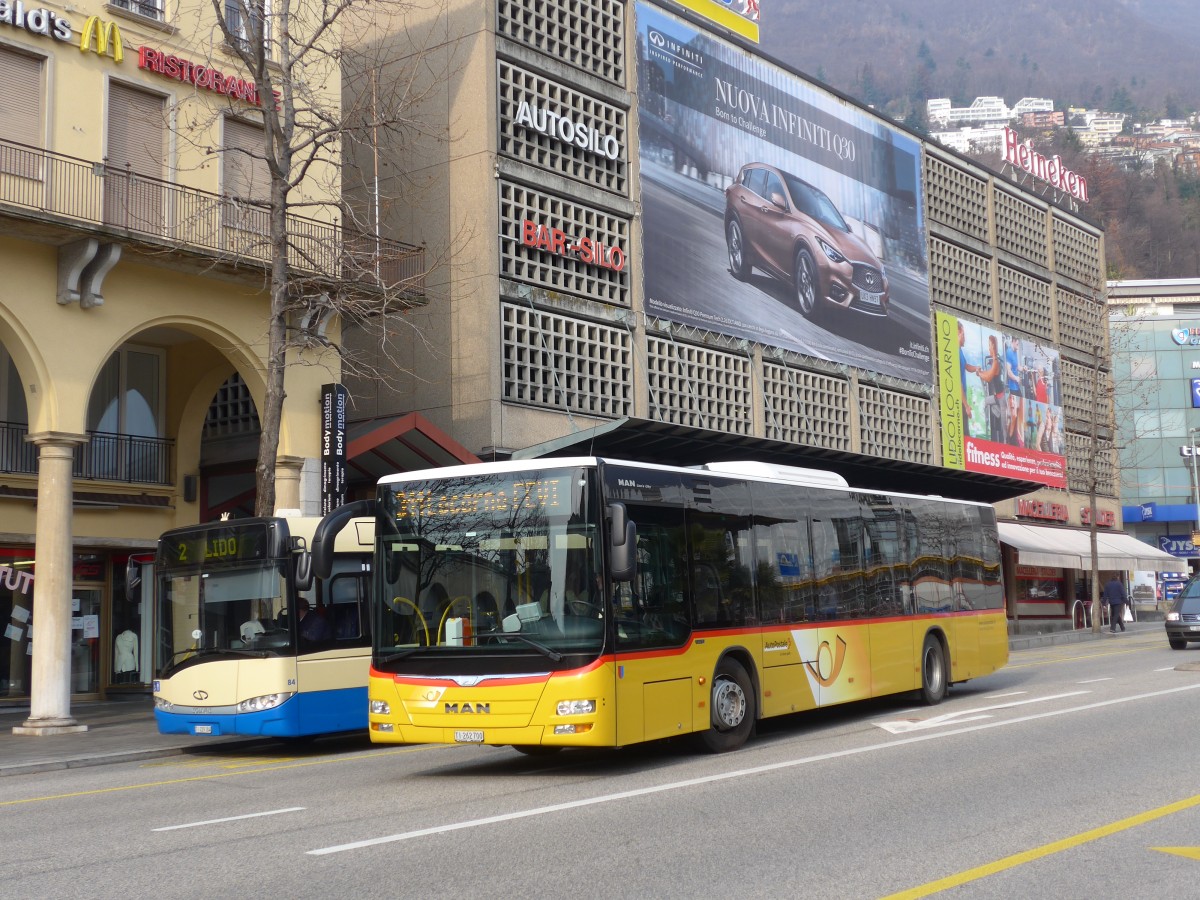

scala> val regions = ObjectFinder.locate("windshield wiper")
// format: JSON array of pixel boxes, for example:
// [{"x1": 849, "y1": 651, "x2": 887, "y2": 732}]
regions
[
  {"x1": 377, "y1": 648, "x2": 424, "y2": 665},
  {"x1": 494, "y1": 631, "x2": 563, "y2": 662}
]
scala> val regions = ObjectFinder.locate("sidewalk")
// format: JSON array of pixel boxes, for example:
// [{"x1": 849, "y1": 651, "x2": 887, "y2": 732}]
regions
[
  {"x1": 0, "y1": 620, "x2": 1168, "y2": 778},
  {"x1": 0, "y1": 698, "x2": 270, "y2": 778}
]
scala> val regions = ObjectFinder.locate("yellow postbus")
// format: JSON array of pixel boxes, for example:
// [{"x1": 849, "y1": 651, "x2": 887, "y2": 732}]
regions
[{"x1": 313, "y1": 457, "x2": 1007, "y2": 753}]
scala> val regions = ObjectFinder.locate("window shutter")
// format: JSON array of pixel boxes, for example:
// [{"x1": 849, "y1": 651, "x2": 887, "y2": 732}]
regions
[
  {"x1": 0, "y1": 48, "x2": 44, "y2": 177},
  {"x1": 223, "y1": 117, "x2": 270, "y2": 202},
  {"x1": 105, "y1": 82, "x2": 165, "y2": 230}
]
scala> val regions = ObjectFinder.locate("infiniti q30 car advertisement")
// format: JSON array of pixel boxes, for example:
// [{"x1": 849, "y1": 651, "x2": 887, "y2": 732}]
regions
[{"x1": 635, "y1": 3, "x2": 932, "y2": 385}]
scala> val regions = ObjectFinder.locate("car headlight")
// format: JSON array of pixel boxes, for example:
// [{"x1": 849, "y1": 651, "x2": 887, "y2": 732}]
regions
[
  {"x1": 236, "y1": 692, "x2": 293, "y2": 714},
  {"x1": 1166, "y1": 611, "x2": 1181, "y2": 622},
  {"x1": 370, "y1": 699, "x2": 391, "y2": 715},
  {"x1": 557, "y1": 699, "x2": 596, "y2": 716},
  {"x1": 816, "y1": 237, "x2": 846, "y2": 264}
]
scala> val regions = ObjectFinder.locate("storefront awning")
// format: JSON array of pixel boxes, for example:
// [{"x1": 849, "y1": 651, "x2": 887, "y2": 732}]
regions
[
  {"x1": 998, "y1": 523, "x2": 1181, "y2": 571},
  {"x1": 346, "y1": 413, "x2": 479, "y2": 486}
]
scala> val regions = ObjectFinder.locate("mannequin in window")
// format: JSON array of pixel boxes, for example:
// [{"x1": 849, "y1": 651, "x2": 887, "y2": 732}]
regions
[{"x1": 114, "y1": 624, "x2": 139, "y2": 683}]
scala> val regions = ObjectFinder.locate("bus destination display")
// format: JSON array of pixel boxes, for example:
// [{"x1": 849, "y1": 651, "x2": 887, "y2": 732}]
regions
[
  {"x1": 394, "y1": 474, "x2": 571, "y2": 520},
  {"x1": 160, "y1": 524, "x2": 270, "y2": 566}
]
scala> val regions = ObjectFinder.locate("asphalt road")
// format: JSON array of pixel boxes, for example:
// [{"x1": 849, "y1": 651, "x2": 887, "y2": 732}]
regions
[
  {"x1": 4, "y1": 632, "x2": 1199, "y2": 898},
  {"x1": 640, "y1": 165, "x2": 934, "y2": 385}
]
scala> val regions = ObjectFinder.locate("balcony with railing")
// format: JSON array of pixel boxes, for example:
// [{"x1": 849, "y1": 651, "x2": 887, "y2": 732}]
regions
[
  {"x1": 0, "y1": 137, "x2": 425, "y2": 293},
  {"x1": 0, "y1": 421, "x2": 174, "y2": 486}
]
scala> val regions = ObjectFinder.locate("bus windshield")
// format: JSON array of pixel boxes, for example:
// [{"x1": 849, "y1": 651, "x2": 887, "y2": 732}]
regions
[
  {"x1": 375, "y1": 467, "x2": 603, "y2": 665},
  {"x1": 156, "y1": 523, "x2": 293, "y2": 675}
]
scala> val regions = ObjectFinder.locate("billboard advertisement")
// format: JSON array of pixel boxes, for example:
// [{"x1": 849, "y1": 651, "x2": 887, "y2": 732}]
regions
[
  {"x1": 936, "y1": 312, "x2": 1066, "y2": 488},
  {"x1": 635, "y1": 3, "x2": 932, "y2": 386}
]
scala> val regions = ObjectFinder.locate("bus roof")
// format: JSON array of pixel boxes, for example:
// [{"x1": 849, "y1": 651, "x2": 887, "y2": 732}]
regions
[{"x1": 375, "y1": 457, "x2": 990, "y2": 508}]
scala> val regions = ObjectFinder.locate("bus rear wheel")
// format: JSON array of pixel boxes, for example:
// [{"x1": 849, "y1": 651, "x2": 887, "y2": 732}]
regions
[
  {"x1": 700, "y1": 658, "x2": 755, "y2": 753},
  {"x1": 919, "y1": 634, "x2": 947, "y2": 705}
]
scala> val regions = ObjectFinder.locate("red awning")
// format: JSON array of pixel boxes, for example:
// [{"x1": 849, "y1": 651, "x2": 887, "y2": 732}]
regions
[{"x1": 346, "y1": 413, "x2": 479, "y2": 486}]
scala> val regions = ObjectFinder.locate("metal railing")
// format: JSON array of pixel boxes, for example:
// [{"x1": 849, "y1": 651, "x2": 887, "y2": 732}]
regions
[
  {"x1": 0, "y1": 422, "x2": 174, "y2": 486},
  {"x1": 0, "y1": 137, "x2": 424, "y2": 291}
]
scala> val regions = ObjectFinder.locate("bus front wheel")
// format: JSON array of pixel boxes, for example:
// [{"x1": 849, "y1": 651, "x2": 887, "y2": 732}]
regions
[
  {"x1": 700, "y1": 658, "x2": 755, "y2": 753},
  {"x1": 919, "y1": 635, "x2": 948, "y2": 705}
]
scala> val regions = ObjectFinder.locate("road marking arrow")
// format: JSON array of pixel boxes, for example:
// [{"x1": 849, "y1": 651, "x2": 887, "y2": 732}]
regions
[{"x1": 875, "y1": 691, "x2": 1090, "y2": 734}]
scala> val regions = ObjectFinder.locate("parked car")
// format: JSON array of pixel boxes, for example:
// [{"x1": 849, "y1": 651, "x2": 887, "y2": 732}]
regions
[
  {"x1": 724, "y1": 163, "x2": 889, "y2": 319},
  {"x1": 1164, "y1": 577, "x2": 1200, "y2": 649}
]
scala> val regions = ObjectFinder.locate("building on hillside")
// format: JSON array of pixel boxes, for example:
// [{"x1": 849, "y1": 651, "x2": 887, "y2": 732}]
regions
[
  {"x1": 927, "y1": 96, "x2": 1053, "y2": 129},
  {"x1": 930, "y1": 126, "x2": 1005, "y2": 155},
  {"x1": 0, "y1": 1, "x2": 427, "y2": 727},
  {"x1": 1020, "y1": 110, "x2": 1065, "y2": 129},
  {"x1": 343, "y1": 1, "x2": 1170, "y2": 633},
  {"x1": 1107, "y1": 279, "x2": 1200, "y2": 600},
  {"x1": 1069, "y1": 110, "x2": 1127, "y2": 146}
]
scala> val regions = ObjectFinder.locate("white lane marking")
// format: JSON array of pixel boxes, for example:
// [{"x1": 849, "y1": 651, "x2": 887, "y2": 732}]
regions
[
  {"x1": 308, "y1": 683, "x2": 1200, "y2": 856},
  {"x1": 1077, "y1": 677, "x2": 1113, "y2": 684},
  {"x1": 1156, "y1": 667, "x2": 1179, "y2": 672},
  {"x1": 153, "y1": 807, "x2": 306, "y2": 832},
  {"x1": 874, "y1": 690, "x2": 1090, "y2": 734},
  {"x1": 983, "y1": 691, "x2": 1028, "y2": 699}
]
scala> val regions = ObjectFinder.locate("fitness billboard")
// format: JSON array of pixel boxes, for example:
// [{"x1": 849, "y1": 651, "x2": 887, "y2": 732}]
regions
[
  {"x1": 936, "y1": 312, "x2": 1067, "y2": 488},
  {"x1": 636, "y1": 2, "x2": 932, "y2": 386}
]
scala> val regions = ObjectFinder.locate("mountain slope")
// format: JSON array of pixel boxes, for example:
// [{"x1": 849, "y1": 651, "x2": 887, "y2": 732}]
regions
[{"x1": 758, "y1": 0, "x2": 1200, "y2": 119}]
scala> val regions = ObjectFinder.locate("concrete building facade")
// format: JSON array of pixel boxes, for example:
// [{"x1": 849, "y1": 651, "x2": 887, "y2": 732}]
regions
[{"x1": 343, "y1": 0, "x2": 1152, "y2": 629}]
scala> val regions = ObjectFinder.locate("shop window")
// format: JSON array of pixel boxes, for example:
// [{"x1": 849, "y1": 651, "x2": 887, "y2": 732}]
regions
[
  {"x1": 0, "y1": 549, "x2": 36, "y2": 698},
  {"x1": 1014, "y1": 565, "x2": 1066, "y2": 617}
]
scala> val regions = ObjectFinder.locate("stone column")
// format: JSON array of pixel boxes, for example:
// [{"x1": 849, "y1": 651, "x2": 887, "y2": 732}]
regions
[
  {"x1": 274, "y1": 455, "x2": 305, "y2": 513},
  {"x1": 15, "y1": 433, "x2": 88, "y2": 736}
]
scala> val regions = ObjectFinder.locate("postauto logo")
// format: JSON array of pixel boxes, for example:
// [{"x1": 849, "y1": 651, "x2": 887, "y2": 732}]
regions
[{"x1": 1171, "y1": 327, "x2": 1200, "y2": 346}]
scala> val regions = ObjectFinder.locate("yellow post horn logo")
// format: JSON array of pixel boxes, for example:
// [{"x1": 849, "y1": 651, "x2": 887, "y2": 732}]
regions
[{"x1": 80, "y1": 16, "x2": 123, "y2": 63}]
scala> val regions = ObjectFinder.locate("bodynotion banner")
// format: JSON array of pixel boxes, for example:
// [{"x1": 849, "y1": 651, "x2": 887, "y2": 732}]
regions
[
  {"x1": 936, "y1": 312, "x2": 1066, "y2": 488},
  {"x1": 636, "y1": 2, "x2": 932, "y2": 385}
]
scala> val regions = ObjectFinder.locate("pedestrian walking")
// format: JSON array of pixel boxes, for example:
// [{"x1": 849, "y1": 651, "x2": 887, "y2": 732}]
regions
[{"x1": 1104, "y1": 575, "x2": 1127, "y2": 633}]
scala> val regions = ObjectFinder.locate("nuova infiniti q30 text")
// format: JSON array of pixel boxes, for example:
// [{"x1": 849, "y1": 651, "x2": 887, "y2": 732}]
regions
[{"x1": 724, "y1": 163, "x2": 889, "y2": 318}]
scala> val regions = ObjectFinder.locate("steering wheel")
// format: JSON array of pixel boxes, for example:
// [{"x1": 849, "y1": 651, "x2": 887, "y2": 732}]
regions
[{"x1": 568, "y1": 598, "x2": 605, "y2": 618}]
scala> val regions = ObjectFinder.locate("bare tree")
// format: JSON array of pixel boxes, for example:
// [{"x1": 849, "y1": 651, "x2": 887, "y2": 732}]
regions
[{"x1": 202, "y1": 0, "x2": 443, "y2": 514}]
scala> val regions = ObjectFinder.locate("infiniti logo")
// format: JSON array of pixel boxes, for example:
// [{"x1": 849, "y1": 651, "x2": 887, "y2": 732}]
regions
[
  {"x1": 649, "y1": 29, "x2": 666, "y2": 48},
  {"x1": 193, "y1": 690, "x2": 209, "y2": 700}
]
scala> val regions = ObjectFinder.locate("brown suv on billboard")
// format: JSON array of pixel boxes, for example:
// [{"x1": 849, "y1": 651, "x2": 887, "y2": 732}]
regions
[{"x1": 724, "y1": 163, "x2": 889, "y2": 318}]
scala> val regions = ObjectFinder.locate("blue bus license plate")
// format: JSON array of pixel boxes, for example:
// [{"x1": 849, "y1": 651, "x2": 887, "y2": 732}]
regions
[{"x1": 194, "y1": 724, "x2": 213, "y2": 734}]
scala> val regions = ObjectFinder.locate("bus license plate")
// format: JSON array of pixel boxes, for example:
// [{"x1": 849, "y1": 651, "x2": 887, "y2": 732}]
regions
[
  {"x1": 194, "y1": 724, "x2": 213, "y2": 734},
  {"x1": 454, "y1": 730, "x2": 484, "y2": 743}
]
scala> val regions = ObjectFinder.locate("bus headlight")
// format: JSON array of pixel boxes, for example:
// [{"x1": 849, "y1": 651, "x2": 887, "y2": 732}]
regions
[
  {"x1": 237, "y1": 692, "x2": 293, "y2": 714},
  {"x1": 370, "y1": 699, "x2": 391, "y2": 715},
  {"x1": 154, "y1": 697, "x2": 175, "y2": 712},
  {"x1": 556, "y1": 699, "x2": 596, "y2": 716}
]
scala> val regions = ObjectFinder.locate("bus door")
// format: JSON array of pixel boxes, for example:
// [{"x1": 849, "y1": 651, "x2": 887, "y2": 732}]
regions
[
  {"x1": 612, "y1": 516, "x2": 692, "y2": 746},
  {"x1": 809, "y1": 508, "x2": 872, "y2": 708},
  {"x1": 863, "y1": 498, "x2": 917, "y2": 698}
]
